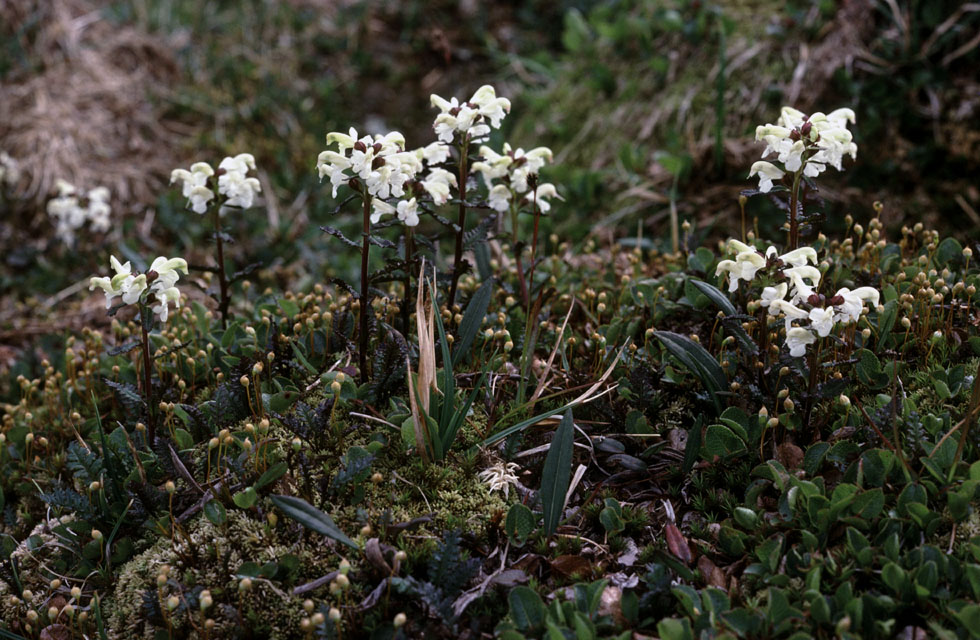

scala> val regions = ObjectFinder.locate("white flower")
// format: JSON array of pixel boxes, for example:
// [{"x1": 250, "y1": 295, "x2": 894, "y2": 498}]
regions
[
  {"x1": 785, "y1": 327, "x2": 816, "y2": 357},
  {"x1": 47, "y1": 181, "x2": 113, "y2": 245},
  {"x1": 770, "y1": 299, "x2": 810, "y2": 331},
  {"x1": 478, "y1": 461, "x2": 520, "y2": 499},
  {"x1": 0, "y1": 152, "x2": 20, "y2": 186},
  {"x1": 784, "y1": 265, "x2": 821, "y2": 303},
  {"x1": 524, "y1": 183, "x2": 561, "y2": 213},
  {"x1": 748, "y1": 161, "x2": 785, "y2": 193},
  {"x1": 419, "y1": 168, "x2": 457, "y2": 206},
  {"x1": 370, "y1": 199, "x2": 395, "y2": 225},
  {"x1": 469, "y1": 85, "x2": 511, "y2": 128},
  {"x1": 218, "y1": 153, "x2": 256, "y2": 175},
  {"x1": 217, "y1": 154, "x2": 261, "y2": 209},
  {"x1": 487, "y1": 184, "x2": 511, "y2": 213},
  {"x1": 833, "y1": 286, "x2": 880, "y2": 324},
  {"x1": 86, "y1": 187, "x2": 111, "y2": 232},
  {"x1": 430, "y1": 86, "x2": 510, "y2": 143},
  {"x1": 91, "y1": 255, "x2": 186, "y2": 321},
  {"x1": 188, "y1": 186, "x2": 214, "y2": 214},
  {"x1": 172, "y1": 162, "x2": 216, "y2": 213},
  {"x1": 760, "y1": 283, "x2": 788, "y2": 310},
  {"x1": 316, "y1": 150, "x2": 352, "y2": 198},
  {"x1": 396, "y1": 198, "x2": 419, "y2": 227},
  {"x1": 151, "y1": 287, "x2": 181, "y2": 323},
  {"x1": 715, "y1": 251, "x2": 766, "y2": 292},
  {"x1": 219, "y1": 171, "x2": 261, "y2": 209},
  {"x1": 418, "y1": 141, "x2": 451, "y2": 166},
  {"x1": 808, "y1": 307, "x2": 836, "y2": 337},
  {"x1": 325, "y1": 127, "x2": 359, "y2": 153},
  {"x1": 777, "y1": 246, "x2": 817, "y2": 267}
]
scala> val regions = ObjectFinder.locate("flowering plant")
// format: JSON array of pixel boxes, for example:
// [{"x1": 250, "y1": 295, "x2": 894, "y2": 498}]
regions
[
  {"x1": 716, "y1": 238, "x2": 879, "y2": 358},
  {"x1": 170, "y1": 153, "x2": 261, "y2": 327},
  {"x1": 90, "y1": 253, "x2": 187, "y2": 445},
  {"x1": 46, "y1": 179, "x2": 112, "y2": 246},
  {"x1": 749, "y1": 107, "x2": 857, "y2": 248}
]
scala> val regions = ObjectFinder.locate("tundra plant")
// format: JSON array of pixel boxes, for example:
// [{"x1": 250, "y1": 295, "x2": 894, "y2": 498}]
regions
[
  {"x1": 429, "y1": 85, "x2": 511, "y2": 306},
  {"x1": 472, "y1": 143, "x2": 559, "y2": 305},
  {"x1": 46, "y1": 179, "x2": 112, "y2": 246},
  {"x1": 90, "y1": 254, "x2": 188, "y2": 445},
  {"x1": 317, "y1": 129, "x2": 421, "y2": 382},
  {"x1": 750, "y1": 106, "x2": 857, "y2": 248},
  {"x1": 171, "y1": 153, "x2": 261, "y2": 328}
]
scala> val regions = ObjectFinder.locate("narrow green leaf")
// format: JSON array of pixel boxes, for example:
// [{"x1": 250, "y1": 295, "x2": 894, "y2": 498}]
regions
[
  {"x1": 689, "y1": 279, "x2": 736, "y2": 315},
  {"x1": 654, "y1": 331, "x2": 726, "y2": 412},
  {"x1": 452, "y1": 278, "x2": 493, "y2": 367},
  {"x1": 270, "y1": 495, "x2": 358, "y2": 549},
  {"x1": 540, "y1": 409, "x2": 575, "y2": 536}
]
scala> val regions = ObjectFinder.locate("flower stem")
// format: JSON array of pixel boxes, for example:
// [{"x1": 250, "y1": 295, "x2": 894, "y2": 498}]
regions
[
  {"x1": 447, "y1": 136, "x2": 469, "y2": 308},
  {"x1": 140, "y1": 305, "x2": 155, "y2": 447},
  {"x1": 788, "y1": 168, "x2": 802, "y2": 250},
  {"x1": 402, "y1": 228, "x2": 414, "y2": 336},
  {"x1": 527, "y1": 186, "x2": 542, "y2": 302},
  {"x1": 360, "y1": 192, "x2": 372, "y2": 384},
  {"x1": 212, "y1": 207, "x2": 230, "y2": 330}
]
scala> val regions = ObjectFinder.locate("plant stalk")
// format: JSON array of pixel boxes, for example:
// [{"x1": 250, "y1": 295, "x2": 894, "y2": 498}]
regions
[
  {"x1": 212, "y1": 207, "x2": 230, "y2": 329},
  {"x1": 360, "y1": 192, "x2": 372, "y2": 384},
  {"x1": 788, "y1": 168, "x2": 802, "y2": 250},
  {"x1": 447, "y1": 136, "x2": 469, "y2": 308},
  {"x1": 140, "y1": 305, "x2": 155, "y2": 446}
]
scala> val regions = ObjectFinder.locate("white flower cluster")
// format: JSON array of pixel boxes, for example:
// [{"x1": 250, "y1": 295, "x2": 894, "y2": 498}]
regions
[
  {"x1": 46, "y1": 180, "x2": 112, "y2": 246},
  {"x1": 716, "y1": 239, "x2": 879, "y2": 356},
  {"x1": 0, "y1": 152, "x2": 20, "y2": 187},
  {"x1": 430, "y1": 85, "x2": 511, "y2": 144},
  {"x1": 171, "y1": 153, "x2": 261, "y2": 214},
  {"x1": 478, "y1": 461, "x2": 520, "y2": 499},
  {"x1": 749, "y1": 107, "x2": 858, "y2": 193},
  {"x1": 472, "y1": 144, "x2": 561, "y2": 214},
  {"x1": 316, "y1": 129, "x2": 419, "y2": 198},
  {"x1": 89, "y1": 255, "x2": 188, "y2": 323}
]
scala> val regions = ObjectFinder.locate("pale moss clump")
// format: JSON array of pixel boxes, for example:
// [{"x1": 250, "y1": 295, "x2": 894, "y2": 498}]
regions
[
  {"x1": 105, "y1": 509, "x2": 345, "y2": 639},
  {"x1": 0, "y1": 515, "x2": 76, "y2": 623},
  {"x1": 334, "y1": 456, "x2": 508, "y2": 540}
]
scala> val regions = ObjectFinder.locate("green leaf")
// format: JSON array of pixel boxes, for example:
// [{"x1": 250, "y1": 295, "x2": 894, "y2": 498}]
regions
[
  {"x1": 654, "y1": 331, "x2": 726, "y2": 412},
  {"x1": 232, "y1": 487, "x2": 258, "y2": 509},
  {"x1": 509, "y1": 586, "x2": 546, "y2": 631},
  {"x1": 733, "y1": 507, "x2": 759, "y2": 531},
  {"x1": 657, "y1": 618, "x2": 693, "y2": 640},
  {"x1": 278, "y1": 298, "x2": 300, "y2": 319},
  {"x1": 254, "y1": 462, "x2": 288, "y2": 490},
  {"x1": 204, "y1": 500, "x2": 227, "y2": 525},
  {"x1": 599, "y1": 505, "x2": 625, "y2": 534},
  {"x1": 689, "y1": 278, "x2": 736, "y2": 315},
  {"x1": 506, "y1": 503, "x2": 536, "y2": 544},
  {"x1": 540, "y1": 409, "x2": 575, "y2": 537},
  {"x1": 954, "y1": 604, "x2": 980, "y2": 638},
  {"x1": 270, "y1": 495, "x2": 358, "y2": 549},
  {"x1": 703, "y1": 423, "x2": 747, "y2": 458},
  {"x1": 452, "y1": 278, "x2": 493, "y2": 367}
]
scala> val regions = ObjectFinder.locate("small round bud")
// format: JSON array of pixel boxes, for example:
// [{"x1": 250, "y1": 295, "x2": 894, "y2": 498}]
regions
[
  {"x1": 331, "y1": 380, "x2": 342, "y2": 394},
  {"x1": 239, "y1": 578, "x2": 252, "y2": 592},
  {"x1": 91, "y1": 529, "x2": 103, "y2": 542},
  {"x1": 165, "y1": 481, "x2": 176, "y2": 494},
  {"x1": 240, "y1": 375, "x2": 250, "y2": 387},
  {"x1": 393, "y1": 612, "x2": 407, "y2": 627},
  {"x1": 166, "y1": 596, "x2": 180, "y2": 611},
  {"x1": 303, "y1": 599, "x2": 314, "y2": 614},
  {"x1": 329, "y1": 607, "x2": 341, "y2": 622},
  {"x1": 839, "y1": 395, "x2": 851, "y2": 407}
]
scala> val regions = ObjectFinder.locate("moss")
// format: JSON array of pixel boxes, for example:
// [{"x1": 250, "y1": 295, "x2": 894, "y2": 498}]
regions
[{"x1": 104, "y1": 509, "x2": 346, "y2": 640}]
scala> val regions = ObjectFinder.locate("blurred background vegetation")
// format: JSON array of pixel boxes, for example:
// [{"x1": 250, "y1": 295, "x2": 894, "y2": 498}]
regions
[{"x1": 1, "y1": 0, "x2": 978, "y2": 321}]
